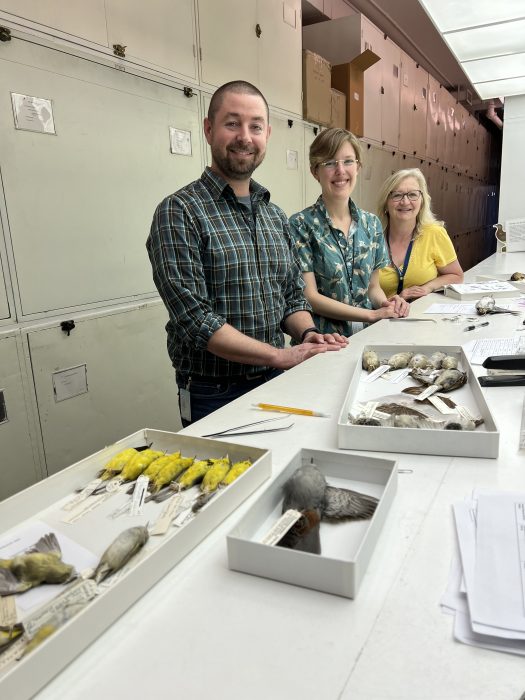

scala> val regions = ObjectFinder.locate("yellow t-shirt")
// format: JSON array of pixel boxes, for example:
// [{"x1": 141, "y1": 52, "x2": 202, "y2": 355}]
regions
[{"x1": 379, "y1": 223, "x2": 457, "y2": 298}]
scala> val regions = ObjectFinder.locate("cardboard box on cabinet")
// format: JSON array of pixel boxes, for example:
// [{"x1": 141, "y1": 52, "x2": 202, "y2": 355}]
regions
[
  {"x1": 302, "y1": 49, "x2": 331, "y2": 126},
  {"x1": 331, "y1": 49, "x2": 380, "y2": 136},
  {"x1": 329, "y1": 88, "x2": 346, "y2": 129}
]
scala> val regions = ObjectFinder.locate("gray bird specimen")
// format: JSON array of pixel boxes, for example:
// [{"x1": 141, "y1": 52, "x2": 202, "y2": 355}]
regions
[
  {"x1": 93, "y1": 526, "x2": 149, "y2": 584},
  {"x1": 277, "y1": 463, "x2": 379, "y2": 555}
]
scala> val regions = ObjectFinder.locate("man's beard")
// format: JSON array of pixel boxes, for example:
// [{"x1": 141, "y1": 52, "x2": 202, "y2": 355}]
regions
[{"x1": 211, "y1": 145, "x2": 264, "y2": 180}]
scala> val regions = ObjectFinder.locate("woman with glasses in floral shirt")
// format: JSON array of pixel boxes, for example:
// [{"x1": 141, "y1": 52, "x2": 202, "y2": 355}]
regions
[
  {"x1": 289, "y1": 128, "x2": 409, "y2": 338},
  {"x1": 377, "y1": 168, "x2": 463, "y2": 301}
]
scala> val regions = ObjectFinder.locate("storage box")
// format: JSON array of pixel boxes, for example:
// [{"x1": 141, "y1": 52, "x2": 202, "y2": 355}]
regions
[
  {"x1": 338, "y1": 344, "x2": 499, "y2": 458},
  {"x1": 329, "y1": 87, "x2": 346, "y2": 128},
  {"x1": 444, "y1": 280, "x2": 521, "y2": 300},
  {"x1": 227, "y1": 448, "x2": 397, "y2": 598},
  {"x1": 0, "y1": 429, "x2": 271, "y2": 699},
  {"x1": 331, "y1": 49, "x2": 380, "y2": 136},
  {"x1": 302, "y1": 49, "x2": 331, "y2": 126}
]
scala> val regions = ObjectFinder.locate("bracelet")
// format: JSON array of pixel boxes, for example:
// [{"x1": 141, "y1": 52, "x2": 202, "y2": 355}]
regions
[{"x1": 300, "y1": 326, "x2": 321, "y2": 343}]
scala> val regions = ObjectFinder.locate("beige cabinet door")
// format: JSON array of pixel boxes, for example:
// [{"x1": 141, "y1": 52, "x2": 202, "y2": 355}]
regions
[
  {"x1": 27, "y1": 303, "x2": 180, "y2": 475},
  {"x1": 257, "y1": 0, "x2": 302, "y2": 115},
  {"x1": 105, "y1": 0, "x2": 198, "y2": 81},
  {"x1": 0, "y1": 217, "x2": 11, "y2": 321},
  {"x1": 0, "y1": 331, "x2": 44, "y2": 499},
  {"x1": 426, "y1": 75, "x2": 440, "y2": 161},
  {"x1": 361, "y1": 18, "x2": 382, "y2": 144},
  {"x1": 0, "y1": 39, "x2": 203, "y2": 318},
  {"x1": 303, "y1": 124, "x2": 321, "y2": 207},
  {"x1": 0, "y1": 0, "x2": 108, "y2": 46},
  {"x1": 398, "y1": 51, "x2": 416, "y2": 155},
  {"x1": 358, "y1": 145, "x2": 400, "y2": 215},
  {"x1": 256, "y1": 112, "x2": 304, "y2": 217},
  {"x1": 198, "y1": 0, "x2": 258, "y2": 91},
  {"x1": 380, "y1": 37, "x2": 400, "y2": 149}
]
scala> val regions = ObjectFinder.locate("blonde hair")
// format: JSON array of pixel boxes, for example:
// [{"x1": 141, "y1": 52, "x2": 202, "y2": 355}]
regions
[
  {"x1": 377, "y1": 168, "x2": 443, "y2": 237},
  {"x1": 309, "y1": 127, "x2": 363, "y2": 172}
]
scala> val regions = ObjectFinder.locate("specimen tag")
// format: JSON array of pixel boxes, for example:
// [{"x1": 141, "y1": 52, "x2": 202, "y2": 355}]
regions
[
  {"x1": 415, "y1": 385, "x2": 439, "y2": 401},
  {"x1": 363, "y1": 365, "x2": 390, "y2": 382},
  {"x1": 24, "y1": 579, "x2": 97, "y2": 637},
  {"x1": 260, "y1": 509, "x2": 303, "y2": 545},
  {"x1": 427, "y1": 395, "x2": 457, "y2": 414},
  {"x1": 383, "y1": 368, "x2": 410, "y2": 383},
  {"x1": 61, "y1": 492, "x2": 114, "y2": 524},
  {"x1": 0, "y1": 636, "x2": 26, "y2": 670},
  {"x1": 62, "y1": 479, "x2": 103, "y2": 511},
  {"x1": 0, "y1": 595, "x2": 17, "y2": 626},
  {"x1": 150, "y1": 494, "x2": 186, "y2": 535},
  {"x1": 129, "y1": 475, "x2": 149, "y2": 517},
  {"x1": 456, "y1": 405, "x2": 477, "y2": 422},
  {"x1": 362, "y1": 401, "x2": 378, "y2": 418}
]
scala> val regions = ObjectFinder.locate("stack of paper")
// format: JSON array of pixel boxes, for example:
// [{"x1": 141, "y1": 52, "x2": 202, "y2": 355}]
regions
[{"x1": 441, "y1": 490, "x2": 525, "y2": 655}]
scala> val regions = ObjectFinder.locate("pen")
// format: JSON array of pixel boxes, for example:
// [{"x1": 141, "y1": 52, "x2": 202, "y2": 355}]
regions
[
  {"x1": 253, "y1": 402, "x2": 330, "y2": 418},
  {"x1": 464, "y1": 321, "x2": 490, "y2": 332}
]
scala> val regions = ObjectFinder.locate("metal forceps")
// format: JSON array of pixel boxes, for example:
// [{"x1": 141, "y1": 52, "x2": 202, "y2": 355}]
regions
[{"x1": 201, "y1": 414, "x2": 294, "y2": 438}]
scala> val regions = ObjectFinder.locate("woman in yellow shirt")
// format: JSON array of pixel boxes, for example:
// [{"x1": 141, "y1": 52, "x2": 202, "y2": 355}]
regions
[{"x1": 377, "y1": 168, "x2": 463, "y2": 300}]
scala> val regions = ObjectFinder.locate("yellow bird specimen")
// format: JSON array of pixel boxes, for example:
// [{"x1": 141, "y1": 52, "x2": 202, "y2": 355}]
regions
[
  {"x1": 0, "y1": 623, "x2": 24, "y2": 654},
  {"x1": 177, "y1": 460, "x2": 212, "y2": 490},
  {"x1": 150, "y1": 455, "x2": 194, "y2": 493},
  {"x1": 120, "y1": 449, "x2": 164, "y2": 481},
  {"x1": 100, "y1": 447, "x2": 138, "y2": 480},
  {"x1": 142, "y1": 452, "x2": 180, "y2": 479},
  {"x1": 201, "y1": 457, "x2": 231, "y2": 493},
  {"x1": 221, "y1": 459, "x2": 252, "y2": 486},
  {"x1": 0, "y1": 533, "x2": 75, "y2": 595}
]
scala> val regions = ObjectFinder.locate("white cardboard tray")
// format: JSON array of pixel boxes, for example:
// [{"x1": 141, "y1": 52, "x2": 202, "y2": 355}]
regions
[
  {"x1": 444, "y1": 280, "x2": 521, "y2": 299},
  {"x1": 475, "y1": 273, "x2": 525, "y2": 294},
  {"x1": 337, "y1": 344, "x2": 499, "y2": 458},
  {"x1": 227, "y1": 448, "x2": 397, "y2": 598},
  {"x1": 0, "y1": 429, "x2": 271, "y2": 700}
]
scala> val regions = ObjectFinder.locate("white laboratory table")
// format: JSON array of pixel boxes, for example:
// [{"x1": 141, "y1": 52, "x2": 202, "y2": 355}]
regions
[{"x1": 28, "y1": 253, "x2": 525, "y2": 699}]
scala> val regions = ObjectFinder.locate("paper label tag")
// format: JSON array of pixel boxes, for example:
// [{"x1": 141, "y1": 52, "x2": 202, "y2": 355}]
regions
[
  {"x1": 24, "y1": 579, "x2": 98, "y2": 637},
  {"x1": 363, "y1": 401, "x2": 378, "y2": 418},
  {"x1": 0, "y1": 635, "x2": 26, "y2": 670},
  {"x1": 456, "y1": 405, "x2": 476, "y2": 422},
  {"x1": 364, "y1": 365, "x2": 390, "y2": 382},
  {"x1": 129, "y1": 475, "x2": 149, "y2": 517},
  {"x1": 150, "y1": 494, "x2": 186, "y2": 535},
  {"x1": 415, "y1": 385, "x2": 439, "y2": 401},
  {"x1": 61, "y1": 479, "x2": 103, "y2": 511},
  {"x1": 260, "y1": 509, "x2": 303, "y2": 545},
  {"x1": 0, "y1": 595, "x2": 17, "y2": 626},
  {"x1": 427, "y1": 395, "x2": 457, "y2": 414},
  {"x1": 61, "y1": 492, "x2": 114, "y2": 524},
  {"x1": 173, "y1": 506, "x2": 193, "y2": 527},
  {"x1": 384, "y1": 368, "x2": 411, "y2": 383}
]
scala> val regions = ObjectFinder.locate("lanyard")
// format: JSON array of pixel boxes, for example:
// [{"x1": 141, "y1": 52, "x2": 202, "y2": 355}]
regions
[{"x1": 387, "y1": 232, "x2": 414, "y2": 295}]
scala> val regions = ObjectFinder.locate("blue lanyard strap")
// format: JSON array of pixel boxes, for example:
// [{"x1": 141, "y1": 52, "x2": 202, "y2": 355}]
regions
[{"x1": 387, "y1": 232, "x2": 414, "y2": 295}]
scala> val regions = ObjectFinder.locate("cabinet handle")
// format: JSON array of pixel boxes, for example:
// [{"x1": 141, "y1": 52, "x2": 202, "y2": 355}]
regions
[
  {"x1": 113, "y1": 44, "x2": 126, "y2": 58},
  {"x1": 255, "y1": 23, "x2": 262, "y2": 38},
  {"x1": 0, "y1": 26, "x2": 12, "y2": 42}
]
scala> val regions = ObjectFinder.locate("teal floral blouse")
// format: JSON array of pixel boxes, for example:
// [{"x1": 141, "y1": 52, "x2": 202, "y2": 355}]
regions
[{"x1": 289, "y1": 197, "x2": 389, "y2": 336}]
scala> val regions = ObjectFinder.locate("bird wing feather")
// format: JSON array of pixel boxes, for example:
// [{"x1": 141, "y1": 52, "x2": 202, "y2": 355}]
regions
[
  {"x1": 0, "y1": 567, "x2": 32, "y2": 595},
  {"x1": 322, "y1": 486, "x2": 378, "y2": 520},
  {"x1": 25, "y1": 533, "x2": 61, "y2": 557}
]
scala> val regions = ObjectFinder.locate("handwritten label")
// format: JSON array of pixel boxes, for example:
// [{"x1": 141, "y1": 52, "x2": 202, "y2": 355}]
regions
[
  {"x1": 261, "y1": 509, "x2": 303, "y2": 545},
  {"x1": 150, "y1": 494, "x2": 186, "y2": 535},
  {"x1": 61, "y1": 479, "x2": 103, "y2": 511},
  {"x1": 0, "y1": 595, "x2": 17, "y2": 626}
]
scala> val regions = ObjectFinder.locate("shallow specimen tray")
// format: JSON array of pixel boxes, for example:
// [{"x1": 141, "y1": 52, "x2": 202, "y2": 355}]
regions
[
  {"x1": 227, "y1": 448, "x2": 397, "y2": 598},
  {"x1": 475, "y1": 273, "x2": 525, "y2": 294},
  {"x1": 0, "y1": 429, "x2": 271, "y2": 700},
  {"x1": 337, "y1": 344, "x2": 499, "y2": 458}
]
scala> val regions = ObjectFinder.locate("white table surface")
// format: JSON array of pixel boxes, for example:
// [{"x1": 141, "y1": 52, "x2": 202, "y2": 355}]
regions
[{"x1": 35, "y1": 253, "x2": 525, "y2": 700}]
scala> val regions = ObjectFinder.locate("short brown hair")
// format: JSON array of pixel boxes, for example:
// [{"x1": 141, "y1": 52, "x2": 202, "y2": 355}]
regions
[
  {"x1": 208, "y1": 81, "x2": 269, "y2": 123},
  {"x1": 309, "y1": 127, "x2": 363, "y2": 170}
]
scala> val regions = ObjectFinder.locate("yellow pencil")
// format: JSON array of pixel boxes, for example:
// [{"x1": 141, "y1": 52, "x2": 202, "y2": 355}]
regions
[{"x1": 253, "y1": 402, "x2": 330, "y2": 418}]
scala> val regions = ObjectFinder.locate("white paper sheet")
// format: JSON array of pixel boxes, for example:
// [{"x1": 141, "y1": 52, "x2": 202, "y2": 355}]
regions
[
  {"x1": 425, "y1": 302, "x2": 515, "y2": 315},
  {"x1": 470, "y1": 492, "x2": 525, "y2": 635},
  {"x1": 454, "y1": 609, "x2": 525, "y2": 656},
  {"x1": 464, "y1": 336, "x2": 525, "y2": 365}
]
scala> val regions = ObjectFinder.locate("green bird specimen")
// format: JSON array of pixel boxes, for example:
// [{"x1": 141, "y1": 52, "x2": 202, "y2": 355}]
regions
[{"x1": 0, "y1": 533, "x2": 76, "y2": 596}]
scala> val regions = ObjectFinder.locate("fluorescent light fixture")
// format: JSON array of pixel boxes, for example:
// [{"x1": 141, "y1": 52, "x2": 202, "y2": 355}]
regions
[
  {"x1": 463, "y1": 53, "x2": 525, "y2": 83},
  {"x1": 445, "y1": 20, "x2": 525, "y2": 62},
  {"x1": 419, "y1": 0, "x2": 525, "y2": 32},
  {"x1": 474, "y1": 76, "x2": 525, "y2": 99}
]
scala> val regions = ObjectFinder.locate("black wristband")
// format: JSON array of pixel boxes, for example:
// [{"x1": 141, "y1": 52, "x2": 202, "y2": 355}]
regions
[{"x1": 300, "y1": 326, "x2": 321, "y2": 343}]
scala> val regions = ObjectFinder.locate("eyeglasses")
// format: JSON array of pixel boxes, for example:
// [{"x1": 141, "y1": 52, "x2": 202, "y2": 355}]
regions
[
  {"x1": 319, "y1": 158, "x2": 358, "y2": 170},
  {"x1": 389, "y1": 190, "x2": 422, "y2": 202}
]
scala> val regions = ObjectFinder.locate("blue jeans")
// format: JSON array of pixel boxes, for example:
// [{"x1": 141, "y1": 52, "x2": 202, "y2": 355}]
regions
[{"x1": 177, "y1": 369, "x2": 283, "y2": 427}]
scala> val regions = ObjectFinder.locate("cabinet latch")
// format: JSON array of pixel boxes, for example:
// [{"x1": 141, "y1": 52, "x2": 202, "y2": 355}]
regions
[
  {"x1": 61, "y1": 320, "x2": 75, "y2": 336},
  {"x1": 183, "y1": 86, "x2": 194, "y2": 98},
  {"x1": 255, "y1": 23, "x2": 262, "y2": 38},
  {"x1": 113, "y1": 44, "x2": 126, "y2": 58},
  {"x1": 0, "y1": 26, "x2": 12, "y2": 42}
]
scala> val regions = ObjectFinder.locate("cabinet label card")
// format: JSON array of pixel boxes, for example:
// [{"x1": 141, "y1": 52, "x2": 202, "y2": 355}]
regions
[
  {"x1": 52, "y1": 364, "x2": 88, "y2": 402},
  {"x1": 11, "y1": 93, "x2": 56, "y2": 134},
  {"x1": 169, "y1": 127, "x2": 192, "y2": 155}
]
